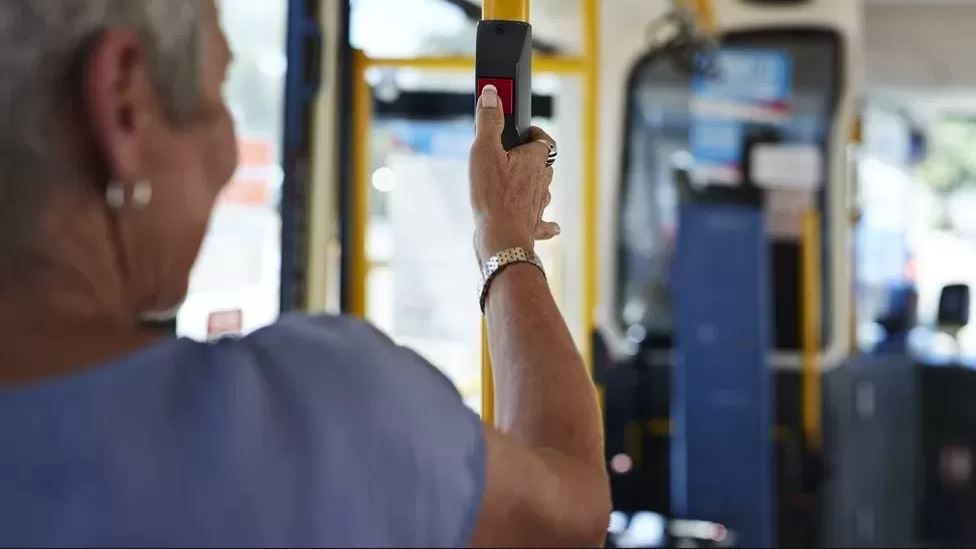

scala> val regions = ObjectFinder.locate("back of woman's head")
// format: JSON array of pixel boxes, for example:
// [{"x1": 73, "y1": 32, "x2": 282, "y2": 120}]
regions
[{"x1": 0, "y1": 1, "x2": 239, "y2": 318}]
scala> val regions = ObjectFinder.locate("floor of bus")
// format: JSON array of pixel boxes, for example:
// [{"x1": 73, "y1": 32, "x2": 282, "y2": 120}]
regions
[{"x1": 595, "y1": 333, "x2": 976, "y2": 547}]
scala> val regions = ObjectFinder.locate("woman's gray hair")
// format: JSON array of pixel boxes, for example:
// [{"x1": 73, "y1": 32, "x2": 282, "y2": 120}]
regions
[{"x1": 0, "y1": 0, "x2": 205, "y2": 267}]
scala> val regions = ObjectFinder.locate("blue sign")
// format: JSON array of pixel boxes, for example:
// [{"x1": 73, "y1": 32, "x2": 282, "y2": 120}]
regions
[
  {"x1": 693, "y1": 48, "x2": 793, "y2": 106},
  {"x1": 690, "y1": 48, "x2": 793, "y2": 184},
  {"x1": 689, "y1": 119, "x2": 743, "y2": 168}
]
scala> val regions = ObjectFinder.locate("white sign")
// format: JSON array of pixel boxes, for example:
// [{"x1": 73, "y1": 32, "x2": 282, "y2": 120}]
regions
[{"x1": 750, "y1": 144, "x2": 823, "y2": 190}]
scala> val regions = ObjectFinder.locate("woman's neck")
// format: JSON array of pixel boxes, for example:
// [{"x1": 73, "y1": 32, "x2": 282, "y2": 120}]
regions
[
  {"x1": 0, "y1": 319, "x2": 168, "y2": 387},
  {"x1": 0, "y1": 254, "x2": 165, "y2": 387}
]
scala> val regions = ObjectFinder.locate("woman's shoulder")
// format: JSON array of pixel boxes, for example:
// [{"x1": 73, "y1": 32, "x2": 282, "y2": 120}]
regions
[
  {"x1": 213, "y1": 313, "x2": 460, "y2": 399},
  {"x1": 201, "y1": 315, "x2": 484, "y2": 547},
  {"x1": 0, "y1": 314, "x2": 483, "y2": 546},
  {"x1": 244, "y1": 312, "x2": 392, "y2": 349},
  {"x1": 231, "y1": 313, "x2": 418, "y2": 370}
]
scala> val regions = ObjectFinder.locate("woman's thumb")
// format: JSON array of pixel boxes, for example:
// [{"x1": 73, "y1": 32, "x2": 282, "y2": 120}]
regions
[{"x1": 475, "y1": 85, "x2": 505, "y2": 149}]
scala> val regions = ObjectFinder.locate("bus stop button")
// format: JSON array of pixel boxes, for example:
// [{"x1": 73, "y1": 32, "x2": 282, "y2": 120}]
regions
[{"x1": 477, "y1": 78, "x2": 514, "y2": 115}]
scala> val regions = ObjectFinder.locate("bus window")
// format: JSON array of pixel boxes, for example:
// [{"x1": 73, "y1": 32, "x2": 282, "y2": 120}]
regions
[
  {"x1": 351, "y1": 0, "x2": 472, "y2": 57},
  {"x1": 616, "y1": 29, "x2": 842, "y2": 353},
  {"x1": 177, "y1": 0, "x2": 287, "y2": 340},
  {"x1": 616, "y1": 56, "x2": 691, "y2": 346},
  {"x1": 350, "y1": 0, "x2": 583, "y2": 58},
  {"x1": 724, "y1": 29, "x2": 842, "y2": 352},
  {"x1": 361, "y1": 74, "x2": 575, "y2": 413}
]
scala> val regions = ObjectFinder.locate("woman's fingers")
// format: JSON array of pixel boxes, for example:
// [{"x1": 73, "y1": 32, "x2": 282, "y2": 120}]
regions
[
  {"x1": 535, "y1": 221, "x2": 561, "y2": 241},
  {"x1": 512, "y1": 126, "x2": 557, "y2": 169}
]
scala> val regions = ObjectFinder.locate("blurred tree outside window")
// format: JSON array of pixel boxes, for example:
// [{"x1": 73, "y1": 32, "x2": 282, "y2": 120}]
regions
[
  {"x1": 911, "y1": 117, "x2": 976, "y2": 332},
  {"x1": 918, "y1": 118, "x2": 976, "y2": 198}
]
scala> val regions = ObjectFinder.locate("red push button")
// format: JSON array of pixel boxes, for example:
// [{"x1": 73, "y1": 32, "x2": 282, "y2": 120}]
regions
[{"x1": 477, "y1": 77, "x2": 515, "y2": 115}]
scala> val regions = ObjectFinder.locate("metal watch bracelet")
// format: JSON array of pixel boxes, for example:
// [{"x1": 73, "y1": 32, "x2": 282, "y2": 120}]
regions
[{"x1": 478, "y1": 247, "x2": 546, "y2": 313}]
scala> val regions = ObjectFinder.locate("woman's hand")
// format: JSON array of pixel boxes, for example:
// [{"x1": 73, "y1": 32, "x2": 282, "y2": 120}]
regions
[{"x1": 469, "y1": 85, "x2": 560, "y2": 264}]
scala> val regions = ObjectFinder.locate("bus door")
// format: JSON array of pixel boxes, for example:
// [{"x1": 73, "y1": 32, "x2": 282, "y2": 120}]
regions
[{"x1": 602, "y1": 24, "x2": 848, "y2": 547}]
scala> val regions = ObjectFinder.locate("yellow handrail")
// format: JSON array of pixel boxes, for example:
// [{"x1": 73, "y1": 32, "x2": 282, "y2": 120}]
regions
[
  {"x1": 483, "y1": 0, "x2": 529, "y2": 23},
  {"x1": 362, "y1": 55, "x2": 585, "y2": 75},
  {"x1": 581, "y1": 0, "x2": 600, "y2": 373},
  {"x1": 479, "y1": 0, "x2": 532, "y2": 427},
  {"x1": 347, "y1": 0, "x2": 601, "y2": 424},
  {"x1": 348, "y1": 50, "x2": 371, "y2": 319},
  {"x1": 481, "y1": 323, "x2": 495, "y2": 421},
  {"x1": 694, "y1": 0, "x2": 718, "y2": 34},
  {"x1": 801, "y1": 210, "x2": 823, "y2": 450},
  {"x1": 679, "y1": 0, "x2": 718, "y2": 35},
  {"x1": 347, "y1": 50, "x2": 586, "y2": 322}
]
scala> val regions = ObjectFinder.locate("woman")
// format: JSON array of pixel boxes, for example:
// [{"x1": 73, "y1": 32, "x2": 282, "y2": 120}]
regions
[{"x1": 0, "y1": 1, "x2": 609, "y2": 547}]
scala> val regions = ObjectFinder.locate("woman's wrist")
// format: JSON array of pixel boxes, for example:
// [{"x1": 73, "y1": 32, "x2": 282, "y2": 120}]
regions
[{"x1": 474, "y1": 224, "x2": 534, "y2": 265}]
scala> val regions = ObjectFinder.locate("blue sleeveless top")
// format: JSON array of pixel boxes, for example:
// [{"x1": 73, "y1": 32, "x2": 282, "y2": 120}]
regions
[{"x1": 0, "y1": 315, "x2": 485, "y2": 547}]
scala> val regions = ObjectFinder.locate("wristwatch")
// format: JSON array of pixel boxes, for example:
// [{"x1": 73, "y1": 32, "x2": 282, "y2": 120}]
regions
[{"x1": 478, "y1": 247, "x2": 546, "y2": 312}]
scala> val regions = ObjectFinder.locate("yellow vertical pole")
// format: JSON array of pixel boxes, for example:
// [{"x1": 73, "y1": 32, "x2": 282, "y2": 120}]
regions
[
  {"x1": 581, "y1": 0, "x2": 599, "y2": 371},
  {"x1": 481, "y1": 323, "x2": 495, "y2": 421},
  {"x1": 348, "y1": 50, "x2": 370, "y2": 319},
  {"x1": 679, "y1": 0, "x2": 717, "y2": 34},
  {"x1": 482, "y1": 0, "x2": 529, "y2": 21},
  {"x1": 801, "y1": 210, "x2": 823, "y2": 450},
  {"x1": 480, "y1": 0, "x2": 530, "y2": 426},
  {"x1": 693, "y1": 0, "x2": 717, "y2": 34},
  {"x1": 849, "y1": 116, "x2": 864, "y2": 354}
]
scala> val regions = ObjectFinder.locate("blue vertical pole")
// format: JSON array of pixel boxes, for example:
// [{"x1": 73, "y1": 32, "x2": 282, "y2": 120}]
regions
[
  {"x1": 280, "y1": 0, "x2": 323, "y2": 311},
  {"x1": 672, "y1": 202, "x2": 775, "y2": 547}
]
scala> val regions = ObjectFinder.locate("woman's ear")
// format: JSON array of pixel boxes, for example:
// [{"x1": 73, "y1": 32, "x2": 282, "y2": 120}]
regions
[{"x1": 83, "y1": 27, "x2": 157, "y2": 186}]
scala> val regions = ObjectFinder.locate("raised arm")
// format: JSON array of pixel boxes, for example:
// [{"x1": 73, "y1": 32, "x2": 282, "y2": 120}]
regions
[{"x1": 468, "y1": 85, "x2": 609, "y2": 548}]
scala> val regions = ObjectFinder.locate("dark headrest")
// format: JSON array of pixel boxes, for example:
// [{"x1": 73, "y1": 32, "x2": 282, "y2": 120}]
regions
[{"x1": 938, "y1": 284, "x2": 970, "y2": 328}]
